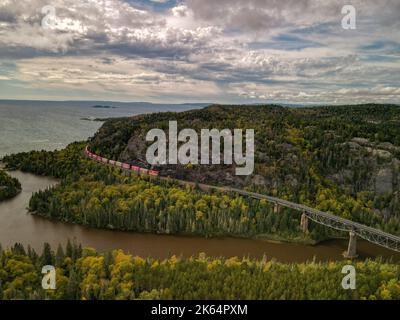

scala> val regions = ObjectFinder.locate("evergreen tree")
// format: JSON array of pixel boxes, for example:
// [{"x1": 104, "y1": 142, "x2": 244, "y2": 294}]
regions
[{"x1": 42, "y1": 242, "x2": 54, "y2": 266}]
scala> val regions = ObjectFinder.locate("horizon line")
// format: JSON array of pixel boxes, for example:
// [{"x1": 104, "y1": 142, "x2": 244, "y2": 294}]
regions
[{"x1": 0, "y1": 98, "x2": 399, "y2": 107}]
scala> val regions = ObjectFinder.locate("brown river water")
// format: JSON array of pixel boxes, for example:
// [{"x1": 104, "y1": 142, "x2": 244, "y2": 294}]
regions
[{"x1": 0, "y1": 170, "x2": 399, "y2": 263}]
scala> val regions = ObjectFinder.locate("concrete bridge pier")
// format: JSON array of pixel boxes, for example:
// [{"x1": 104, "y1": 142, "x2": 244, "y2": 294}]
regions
[
  {"x1": 300, "y1": 211, "x2": 308, "y2": 233},
  {"x1": 273, "y1": 203, "x2": 280, "y2": 214},
  {"x1": 343, "y1": 231, "x2": 358, "y2": 259}
]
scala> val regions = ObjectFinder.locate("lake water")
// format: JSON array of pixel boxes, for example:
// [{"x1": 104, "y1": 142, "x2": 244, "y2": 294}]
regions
[{"x1": 0, "y1": 100, "x2": 205, "y2": 158}]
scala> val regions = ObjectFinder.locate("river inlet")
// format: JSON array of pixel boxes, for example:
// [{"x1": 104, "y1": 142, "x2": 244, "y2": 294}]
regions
[{"x1": 1, "y1": 170, "x2": 399, "y2": 262}]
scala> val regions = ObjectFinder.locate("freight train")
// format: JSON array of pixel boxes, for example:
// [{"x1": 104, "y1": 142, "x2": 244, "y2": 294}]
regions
[{"x1": 84, "y1": 146, "x2": 159, "y2": 176}]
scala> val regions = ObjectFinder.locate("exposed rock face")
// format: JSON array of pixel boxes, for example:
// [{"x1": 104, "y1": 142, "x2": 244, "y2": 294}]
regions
[
  {"x1": 375, "y1": 168, "x2": 393, "y2": 194},
  {"x1": 346, "y1": 141, "x2": 362, "y2": 150},
  {"x1": 334, "y1": 137, "x2": 400, "y2": 196},
  {"x1": 351, "y1": 137, "x2": 370, "y2": 146},
  {"x1": 377, "y1": 142, "x2": 400, "y2": 153},
  {"x1": 121, "y1": 132, "x2": 148, "y2": 163},
  {"x1": 368, "y1": 148, "x2": 392, "y2": 160},
  {"x1": 392, "y1": 158, "x2": 400, "y2": 171},
  {"x1": 252, "y1": 174, "x2": 266, "y2": 186}
]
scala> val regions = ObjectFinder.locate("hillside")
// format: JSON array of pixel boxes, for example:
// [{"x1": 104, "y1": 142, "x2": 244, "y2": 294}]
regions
[{"x1": 89, "y1": 104, "x2": 400, "y2": 234}]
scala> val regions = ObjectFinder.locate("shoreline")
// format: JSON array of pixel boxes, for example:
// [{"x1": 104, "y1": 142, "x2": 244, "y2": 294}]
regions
[
  {"x1": 0, "y1": 164, "x2": 22, "y2": 202},
  {"x1": 2, "y1": 169, "x2": 400, "y2": 262},
  {"x1": 26, "y1": 207, "x2": 350, "y2": 248},
  {"x1": 4, "y1": 166, "x2": 389, "y2": 249}
]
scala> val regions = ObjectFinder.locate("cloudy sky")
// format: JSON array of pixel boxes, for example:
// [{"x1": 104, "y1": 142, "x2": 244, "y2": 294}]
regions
[{"x1": 0, "y1": 0, "x2": 399, "y2": 104}]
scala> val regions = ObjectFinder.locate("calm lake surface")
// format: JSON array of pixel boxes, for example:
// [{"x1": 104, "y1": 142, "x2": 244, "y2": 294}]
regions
[
  {"x1": 0, "y1": 100, "x2": 204, "y2": 157},
  {"x1": 1, "y1": 170, "x2": 399, "y2": 262}
]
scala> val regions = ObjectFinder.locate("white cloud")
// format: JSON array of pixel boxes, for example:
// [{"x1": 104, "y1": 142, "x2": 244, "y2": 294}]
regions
[
  {"x1": 0, "y1": 0, "x2": 399, "y2": 103},
  {"x1": 171, "y1": 5, "x2": 189, "y2": 18}
]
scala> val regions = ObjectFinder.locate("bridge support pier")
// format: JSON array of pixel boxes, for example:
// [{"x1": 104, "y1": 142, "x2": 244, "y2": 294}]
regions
[
  {"x1": 300, "y1": 211, "x2": 308, "y2": 233},
  {"x1": 343, "y1": 231, "x2": 358, "y2": 259},
  {"x1": 273, "y1": 203, "x2": 280, "y2": 214}
]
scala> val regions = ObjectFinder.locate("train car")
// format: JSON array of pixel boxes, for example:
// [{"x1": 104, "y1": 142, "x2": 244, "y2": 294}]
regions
[
  {"x1": 115, "y1": 161, "x2": 123, "y2": 167},
  {"x1": 109, "y1": 160, "x2": 116, "y2": 166},
  {"x1": 122, "y1": 163, "x2": 131, "y2": 169},
  {"x1": 140, "y1": 168, "x2": 149, "y2": 175},
  {"x1": 102, "y1": 157, "x2": 109, "y2": 164},
  {"x1": 96, "y1": 155, "x2": 102, "y2": 162},
  {"x1": 149, "y1": 170, "x2": 159, "y2": 176},
  {"x1": 131, "y1": 166, "x2": 140, "y2": 173}
]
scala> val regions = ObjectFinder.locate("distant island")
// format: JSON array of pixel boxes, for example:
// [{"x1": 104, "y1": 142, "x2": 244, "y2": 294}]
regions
[
  {"x1": 92, "y1": 105, "x2": 117, "y2": 109},
  {"x1": 80, "y1": 116, "x2": 104, "y2": 122}
]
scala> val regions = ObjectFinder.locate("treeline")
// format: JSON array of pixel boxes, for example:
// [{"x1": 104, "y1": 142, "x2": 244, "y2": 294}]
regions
[
  {"x1": 0, "y1": 242, "x2": 399, "y2": 300},
  {"x1": 2, "y1": 142, "x2": 105, "y2": 180},
  {"x1": 0, "y1": 170, "x2": 21, "y2": 201},
  {"x1": 28, "y1": 176, "x2": 328, "y2": 242}
]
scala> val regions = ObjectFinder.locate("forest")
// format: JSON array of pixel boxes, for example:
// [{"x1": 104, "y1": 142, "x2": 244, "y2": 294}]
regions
[
  {"x1": 88, "y1": 104, "x2": 400, "y2": 235},
  {"x1": 0, "y1": 242, "x2": 399, "y2": 300},
  {"x1": 0, "y1": 169, "x2": 21, "y2": 201},
  {"x1": 4, "y1": 142, "x2": 335, "y2": 242},
  {"x1": 1, "y1": 105, "x2": 400, "y2": 301},
  {"x1": 3, "y1": 104, "x2": 400, "y2": 240}
]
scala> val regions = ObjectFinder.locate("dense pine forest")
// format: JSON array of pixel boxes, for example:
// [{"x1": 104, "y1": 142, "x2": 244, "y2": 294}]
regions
[
  {"x1": 0, "y1": 242, "x2": 399, "y2": 300},
  {"x1": 4, "y1": 142, "x2": 336, "y2": 242},
  {"x1": 0, "y1": 170, "x2": 21, "y2": 201}
]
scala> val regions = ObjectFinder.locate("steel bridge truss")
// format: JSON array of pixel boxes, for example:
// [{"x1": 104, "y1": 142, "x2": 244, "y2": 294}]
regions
[
  {"x1": 227, "y1": 188, "x2": 400, "y2": 253},
  {"x1": 85, "y1": 147, "x2": 400, "y2": 254}
]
